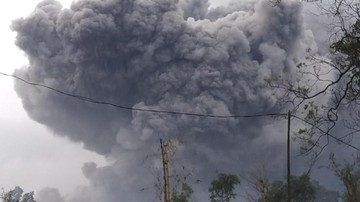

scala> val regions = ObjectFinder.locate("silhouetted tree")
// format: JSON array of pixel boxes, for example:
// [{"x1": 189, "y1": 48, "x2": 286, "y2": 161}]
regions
[
  {"x1": 1, "y1": 187, "x2": 36, "y2": 202},
  {"x1": 329, "y1": 153, "x2": 360, "y2": 202},
  {"x1": 312, "y1": 180, "x2": 340, "y2": 202},
  {"x1": 267, "y1": 0, "x2": 360, "y2": 160},
  {"x1": 265, "y1": 174, "x2": 316, "y2": 202},
  {"x1": 209, "y1": 173, "x2": 240, "y2": 202},
  {"x1": 171, "y1": 182, "x2": 193, "y2": 202}
]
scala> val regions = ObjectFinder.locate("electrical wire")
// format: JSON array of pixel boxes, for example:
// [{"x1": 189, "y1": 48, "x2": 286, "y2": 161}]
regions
[
  {"x1": 291, "y1": 115, "x2": 360, "y2": 152},
  {"x1": 0, "y1": 72, "x2": 287, "y2": 119},
  {"x1": 2, "y1": 71, "x2": 360, "y2": 151}
]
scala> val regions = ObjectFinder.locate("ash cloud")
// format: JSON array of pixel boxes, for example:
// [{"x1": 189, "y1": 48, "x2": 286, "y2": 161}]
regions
[
  {"x1": 12, "y1": 0, "x2": 317, "y2": 201},
  {"x1": 36, "y1": 188, "x2": 65, "y2": 202}
]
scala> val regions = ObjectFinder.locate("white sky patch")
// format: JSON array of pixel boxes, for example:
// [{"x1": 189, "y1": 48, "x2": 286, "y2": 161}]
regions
[
  {"x1": 0, "y1": 0, "x2": 106, "y2": 197},
  {"x1": 209, "y1": 0, "x2": 234, "y2": 8},
  {"x1": 0, "y1": 0, "x2": 232, "y2": 198}
]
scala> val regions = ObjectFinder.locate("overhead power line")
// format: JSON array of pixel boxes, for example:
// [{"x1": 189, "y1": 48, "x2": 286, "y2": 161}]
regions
[
  {"x1": 0, "y1": 71, "x2": 287, "y2": 119},
  {"x1": 291, "y1": 115, "x2": 360, "y2": 152},
  {"x1": 1, "y1": 71, "x2": 360, "y2": 151}
]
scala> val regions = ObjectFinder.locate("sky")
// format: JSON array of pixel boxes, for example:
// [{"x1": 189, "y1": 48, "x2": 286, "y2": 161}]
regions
[
  {"x1": 0, "y1": 0, "x2": 115, "y2": 194},
  {"x1": 0, "y1": 0, "x2": 357, "y2": 201},
  {"x1": 0, "y1": 0, "x2": 106, "y2": 196},
  {"x1": 0, "y1": 0, "x2": 232, "y2": 198}
]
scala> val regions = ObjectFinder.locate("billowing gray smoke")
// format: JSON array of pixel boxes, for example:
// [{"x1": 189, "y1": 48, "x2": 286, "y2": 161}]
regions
[{"x1": 12, "y1": 0, "x2": 316, "y2": 201}]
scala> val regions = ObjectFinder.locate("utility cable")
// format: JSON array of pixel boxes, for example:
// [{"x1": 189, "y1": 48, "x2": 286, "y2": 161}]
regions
[
  {"x1": 0, "y1": 72, "x2": 287, "y2": 119},
  {"x1": 2, "y1": 72, "x2": 360, "y2": 151},
  {"x1": 291, "y1": 115, "x2": 360, "y2": 152}
]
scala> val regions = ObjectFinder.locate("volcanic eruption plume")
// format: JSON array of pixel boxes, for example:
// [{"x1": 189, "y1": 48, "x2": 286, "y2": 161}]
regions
[{"x1": 12, "y1": 0, "x2": 317, "y2": 201}]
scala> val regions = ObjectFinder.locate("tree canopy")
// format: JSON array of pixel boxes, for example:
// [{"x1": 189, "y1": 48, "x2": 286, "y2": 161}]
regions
[
  {"x1": 1, "y1": 187, "x2": 36, "y2": 202},
  {"x1": 329, "y1": 153, "x2": 360, "y2": 202},
  {"x1": 209, "y1": 173, "x2": 240, "y2": 202},
  {"x1": 264, "y1": 174, "x2": 316, "y2": 202},
  {"x1": 266, "y1": 0, "x2": 360, "y2": 159},
  {"x1": 171, "y1": 182, "x2": 193, "y2": 202}
]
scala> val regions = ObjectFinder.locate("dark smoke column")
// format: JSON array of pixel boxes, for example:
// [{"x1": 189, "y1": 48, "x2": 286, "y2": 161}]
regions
[{"x1": 11, "y1": 0, "x2": 317, "y2": 201}]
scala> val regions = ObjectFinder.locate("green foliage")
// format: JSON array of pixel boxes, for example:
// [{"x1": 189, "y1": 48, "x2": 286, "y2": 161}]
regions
[
  {"x1": 1, "y1": 187, "x2": 36, "y2": 202},
  {"x1": 209, "y1": 173, "x2": 240, "y2": 202},
  {"x1": 329, "y1": 153, "x2": 360, "y2": 202},
  {"x1": 289, "y1": 175, "x2": 316, "y2": 202},
  {"x1": 331, "y1": 19, "x2": 360, "y2": 62},
  {"x1": 171, "y1": 182, "x2": 193, "y2": 202},
  {"x1": 312, "y1": 180, "x2": 340, "y2": 202},
  {"x1": 265, "y1": 174, "x2": 316, "y2": 202},
  {"x1": 268, "y1": 4, "x2": 360, "y2": 158},
  {"x1": 266, "y1": 180, "x2": 285, "y2": 202},
  {"x1": 330, "y1": 18, "x2": 360, "y2": 99}
]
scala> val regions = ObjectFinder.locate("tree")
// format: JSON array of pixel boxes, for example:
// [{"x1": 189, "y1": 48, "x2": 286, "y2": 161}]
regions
[
  {"x1": 329, "y1": 153, "x2": 360, "y2": 202},
  {"x1": 171, "y1": 182, "x2": 193, "y2": 202},
  {"x1": 247, "y1": 171, "x2": 338, "y2": 202},
  {"x1": 265, "y1": 174, "x2": 316, "y2": 202},
  {"x1": 244, "y1": 164, "x2": 338, "y2": 202},
  {"x1": 244, "y1": 166, "x2": 320, "y2": 202},
  {"x1": 209, "y1": 173, "x2": 240, "y2": 202},
  {"x1": 243, "y1": 165, "x2": 271, "y2": 202},
  {"x1": 267, "y1": 0, "x2": 360, "y2": 157},
  {"x1": 1, "y1": 187, "x2": 36, "y2": 202},
  {"x1": 312, "y1": 180, "x2": 340, "y2": 202}
]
